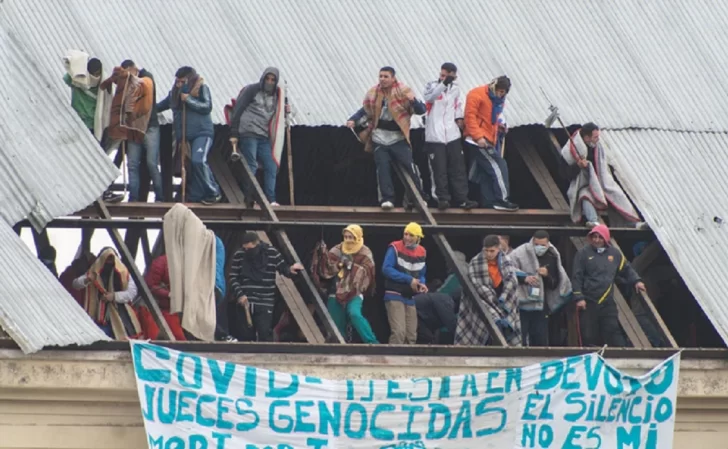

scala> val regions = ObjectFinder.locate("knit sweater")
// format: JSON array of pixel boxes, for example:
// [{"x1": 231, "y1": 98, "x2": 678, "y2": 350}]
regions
[{"x1": 229, "y1": 244, "x2": 292, "y2": 308}]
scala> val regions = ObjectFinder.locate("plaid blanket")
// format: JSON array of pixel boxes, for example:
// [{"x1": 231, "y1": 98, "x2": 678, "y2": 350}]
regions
[
  {"x1": 454, "y1": 251, "x2": 521, "y2": 346},
  {"x1": 312, "y1": 242, "x2": 376, "y2": 305},
  {"x1": 359, "y1": 82, "x2": 415, "y2": 153}
]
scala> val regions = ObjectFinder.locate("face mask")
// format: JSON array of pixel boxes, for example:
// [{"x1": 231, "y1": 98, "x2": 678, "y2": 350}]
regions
[
  {"x1": 596, "y1": 247, "x2": 606, "y2": 254},
  {"x1": 534, "y1": 245, "x2": 548, "y2": 257},
  {"x1": 264, "y1": 81, "x2": 275, "y2": 94},
  {"x1": 244, "y1": 246, "x2": 261, "y2": 259}
]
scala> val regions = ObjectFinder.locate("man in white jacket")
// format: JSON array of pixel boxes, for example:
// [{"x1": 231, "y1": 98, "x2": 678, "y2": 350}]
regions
[{"x1": 423, "y1": 63, "x2": 477, "y2": 210}]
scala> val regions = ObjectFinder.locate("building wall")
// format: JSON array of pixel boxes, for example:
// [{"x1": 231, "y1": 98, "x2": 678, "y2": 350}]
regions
[{"x1": 0, "y1": 349, "x2": 727, "y2": 448}]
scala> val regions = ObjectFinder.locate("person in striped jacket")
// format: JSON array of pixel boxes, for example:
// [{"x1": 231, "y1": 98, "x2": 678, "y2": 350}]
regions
[
  {"x1": 229, "y1": 232, "x2": 303, "y2": 341},
  {"x1": 382, "y1": 223, "x2": 428, "y2": 344}
]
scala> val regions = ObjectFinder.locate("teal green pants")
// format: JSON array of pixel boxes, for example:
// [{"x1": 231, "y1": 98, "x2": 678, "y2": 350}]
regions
[{"x1": 327, "y1": 295, "x2": 379, "y2": 344}]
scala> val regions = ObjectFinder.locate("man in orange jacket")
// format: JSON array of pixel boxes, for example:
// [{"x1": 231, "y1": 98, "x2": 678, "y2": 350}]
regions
[{"x1": 463, "y1": 76, "x2": 518, "y2": 211}]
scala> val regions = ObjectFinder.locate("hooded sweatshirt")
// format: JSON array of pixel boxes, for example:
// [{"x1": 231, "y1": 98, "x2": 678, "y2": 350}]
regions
[{"x1": 230, "y1": 67, "x2": 281, "y2": 139}]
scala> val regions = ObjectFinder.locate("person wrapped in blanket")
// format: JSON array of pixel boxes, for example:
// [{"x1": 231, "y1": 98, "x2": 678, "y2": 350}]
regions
[
  {"x1": 454, "y1": 234, "x2": 521, "y2": 346},
  {"x1": 72, "y1": 247, "x2": 142, "y2": 339},
  {"x1": 311, "y1": 225, "x2": 379, "y2": 344}
]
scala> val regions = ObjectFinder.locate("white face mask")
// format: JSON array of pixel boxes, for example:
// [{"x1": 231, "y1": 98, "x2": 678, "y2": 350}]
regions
[
  {"x1": 596, "y1": 247, "x2": 606, "y2": 254},
  {"x1": 534, "y1": 245, "x2": 548, "y2": 257}
]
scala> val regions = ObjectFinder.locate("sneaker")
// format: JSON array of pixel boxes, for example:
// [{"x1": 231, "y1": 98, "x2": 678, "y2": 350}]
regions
[
  {"x1": 103, "y1": 191, "x2": 124, "y2": 203},
  {"x1": 493, "y1": 200, "x2": 519, "y2": 212},
  {"x1": 270, "y1": 202, "x2": 280, "y2": 207},
  {"x1": 223, "y1": 335, "x2": 237, "y2": 342},
  {"x1": 201, "y1": 195, "x2": 222, "y2": 205},
  {"x1": 381, "y1": 201, "x2": 394, "y2": 210},
  {"x1": 636, "y1": 221, "x2": 650, "y2": 230},
  {"x1": 437, "y1": 200, "x2": 450, "y2": 210},
  {"x1": 403, "y1": 199, "x2": 415, "y2": 212},
  {"x1": 585, "y1": 221, "x2": 599, "y2": 229},
  {"x1": 458, "y1": 200, "x2": 478, "y2": 210}
]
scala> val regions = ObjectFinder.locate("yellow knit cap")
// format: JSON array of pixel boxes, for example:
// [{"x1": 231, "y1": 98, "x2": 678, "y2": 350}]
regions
[{"x1": 404, "y1": 222, "x2": 424, "y2": 238}]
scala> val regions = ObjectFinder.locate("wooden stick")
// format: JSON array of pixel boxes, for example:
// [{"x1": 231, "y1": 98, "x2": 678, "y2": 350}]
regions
[
  {"x1": 121, "y1": 141, "x2": 128, "y2": 199},
  {"x1": 285, "y1": 82, "x2": 295, "y2": 205},
  {"x1": 181, "y1": 103, "x2": 187, "y2": 203},
  {"x1": 245, "y1": 305, "x2": 253, "y2": 328}
]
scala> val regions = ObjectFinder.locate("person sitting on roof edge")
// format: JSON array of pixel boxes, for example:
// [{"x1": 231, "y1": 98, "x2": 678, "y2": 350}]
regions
[
  {"x1": 423, "y1": 62, "x2": 478, "y2": 211},
  {"x1": 101, "y1": 62, "x2": 154, "y2": 203},
  {"x1": 157, "y1": 66, "x2": 221, "y2": 205},
  {"x1": 347, "y1": 67, "x2": 426, "y2": 211},
  {"x1": 229, "y1": 232, "x2": 304, "y2": 342},
  {"x1": 455, "y1": 234, "x2": 522, "y2": 346},
  {"x1": 572, "y1": 224, "x2": 646, "y2": 348},
  {"x1": 382, "y1": 222, "x2": 428, "y2": 345},
  {"x1": 510, "y1": 230, "x2": 572, "y2": 347},
  {"x1": 464, "y1": 76, "x2": 519, "y2": 212},
  {"x1": 119, "y1": 60, "x2": 164, "y2": 203},
  {"x1": 312, "y1": 225, "x2": 379, "y2": 344},
  {"x1": 71, "y1": 247, "x2": 142, "y2": 339},
  {"x1": 229, "y1": 67, "x2": 290, "y2": 208},
  {"x1": 560, "y1": 122, "x2": 648, "y2": 229},
  {"x1": 62, "y1": 51, "x2": 120, "y2": 203}
]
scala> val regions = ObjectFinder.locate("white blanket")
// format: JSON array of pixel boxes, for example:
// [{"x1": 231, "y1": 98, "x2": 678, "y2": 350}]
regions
[
  {"x1": 561, "y1": 131, "x2": 640, "y2": 223},
  {"x1": 163, "y1": 204, "x2": 217, "y2": 341},
  {"x1": 509, "y1": 241, "x2": 572, "y2": 313},
  {"x1": 63, "y1": 49, "x2": 111, "y2": 141}
]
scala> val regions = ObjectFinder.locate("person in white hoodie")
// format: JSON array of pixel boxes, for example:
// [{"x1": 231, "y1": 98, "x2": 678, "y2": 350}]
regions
[{"x1": 423, "y1": 63, "x2": 477, "y2": 210}]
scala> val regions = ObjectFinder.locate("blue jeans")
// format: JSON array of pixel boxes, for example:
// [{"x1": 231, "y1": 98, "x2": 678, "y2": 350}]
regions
[
  {"x1": 582, "y1": 199, "x2": 599, "y2": 222},
  {"x1": 240, "y1": 136, "x2": 277, "y2": 203},
  {"x1": 127, "y1": 126, "x2": 163, "y2": 201},
  {"x1": 188, "y1": 136, "x2": 220, "y2": 202}
]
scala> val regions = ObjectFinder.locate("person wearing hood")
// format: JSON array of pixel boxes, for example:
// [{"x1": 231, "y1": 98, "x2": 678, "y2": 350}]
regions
[
  {"x1": 422, "y1": 62, "x2": 477, "y2": 211},
  {"x1": 561, "y1": 122, "x2": 648, "y2": 229},
  {"x1": 382, "y1": 222, "x2": 428, "y2": 344},
  {"x1": 510, "y1": 230, "x2": 572, "y2": 346},
  {"x1": 464, "y1": 76, "x2": 518, "y2": 212},
  {"x1": 228, "y1": 232, "x2": 303, "y2": 341},
  {"x1": 572, "y1": 224, "x2": 646, "y2": 347},
  {"x1": 347, "y1": 67, "x2": 427, "y2": 210},
  {"x1": 312, "y1": 225, "x2": 379, "y2": 344},
  {"x1": 157, "y1": 66, "x2": 221, "y2": 204},
  {"x1": 229, "y1": 67, "x2": 289, "y2": 207},
  {"x1": 71, "y1": 247, "x2": 142, "y2": 339}
]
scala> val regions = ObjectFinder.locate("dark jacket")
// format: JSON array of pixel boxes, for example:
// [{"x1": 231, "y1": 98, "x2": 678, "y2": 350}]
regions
[
  {"x1": 157, "y1": 83, "x2": 214, "y2": 141},
  {"x1": 572, "y1": 245, "x2": 640, "y2": 303},
  {"x1": 139, "y1": 68, "x2": 159, "y2": 128},
  {"x1": 229, "y1": 67, "x2": 281, "y2": 139}
]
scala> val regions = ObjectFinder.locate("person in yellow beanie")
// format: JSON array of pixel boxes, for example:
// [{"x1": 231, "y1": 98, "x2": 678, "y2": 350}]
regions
[
  {"x1": 311, "y1": 225, "x2": 379, "y2": 343},
  {"x1": 382, "y1": 222, "x2": 427, "y2": 344}
]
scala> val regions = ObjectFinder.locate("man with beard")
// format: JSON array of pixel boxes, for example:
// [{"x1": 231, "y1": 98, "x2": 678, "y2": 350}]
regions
[
  {"x1": 229, "y1": 67, "x2": 289, "y2": 207},
  {"x1": 229, "y1": 232, "x2": 303, "y2": 341},
  {"x1": 561, "y1": 122, "x2": 647, "y2": 229}
]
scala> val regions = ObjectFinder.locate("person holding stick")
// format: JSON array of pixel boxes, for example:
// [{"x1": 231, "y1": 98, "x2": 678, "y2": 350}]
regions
[
  {"x1": 229, "y1": 67, "x2": 290, "y2": 207},
  {"x1": 463, "y1": 76, "x2": 518, "y2": 211},
  {"x1": 157, "y1": 66, "x2": 221, "y2": 204},
  {"x1": 228, "y1": 232, "x2": 304, "y2": 342}
]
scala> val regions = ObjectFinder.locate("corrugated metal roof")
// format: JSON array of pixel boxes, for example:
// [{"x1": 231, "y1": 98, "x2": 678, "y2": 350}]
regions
[
  {"x1": 2, "y1": 0, "x2": 727, "y2": 130},
  {"x1": 0, "y1": 11, "x2": 117, "y2": 352},
  {"x1": 0, "y1": 222, "x2": 110, "y2": 353},
  {"x1": 604, "y1": 129, "x2": 728, "y2": 344}
]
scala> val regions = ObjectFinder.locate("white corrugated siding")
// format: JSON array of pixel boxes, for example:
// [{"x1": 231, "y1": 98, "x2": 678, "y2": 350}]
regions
[
  {"x1": 604, "y1": 129, "x2": 728, "y2": 344},
  {"x1": 0, "y1": 222, "x2": 110, "y2": 353},
  {"x1": 2, "y1": 0, "x2": 727, "y2": 129}
]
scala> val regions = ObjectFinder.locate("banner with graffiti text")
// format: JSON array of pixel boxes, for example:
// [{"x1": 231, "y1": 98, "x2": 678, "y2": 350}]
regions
[{"x1": 130, "y1": 341, "x2": 679, "y2": 449}]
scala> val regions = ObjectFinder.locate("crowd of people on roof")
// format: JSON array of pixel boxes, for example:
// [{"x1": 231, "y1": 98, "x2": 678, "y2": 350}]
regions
[{"x1": 57, "y1": 51, "x2": 653, "y2": 347}]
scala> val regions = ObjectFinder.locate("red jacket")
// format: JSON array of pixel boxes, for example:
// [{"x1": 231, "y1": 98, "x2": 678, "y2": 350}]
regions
[{"x1": 145, "y1": 255, "x2": 171, "y2": 310}]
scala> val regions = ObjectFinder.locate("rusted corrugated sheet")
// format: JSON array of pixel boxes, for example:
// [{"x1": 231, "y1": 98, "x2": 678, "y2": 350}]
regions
[{"x1": 1, "y1": 0, "x2": 727, "y2": 129}]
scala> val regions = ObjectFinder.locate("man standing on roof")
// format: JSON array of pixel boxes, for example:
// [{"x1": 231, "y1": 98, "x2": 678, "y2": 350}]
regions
[
  {"x1": 572, "y1": 224, "x2": 646, "y2": 347},
  {"x1": 157, "y1": 66, "x2": 221, "y2": 205},
  {"x1": 464, "y1": 76, "x2": 518, "y2": 212},
  {"x1": 229, "y1": 67, "x2": 289, "y2": 207},
  {"x1": 455, "y1": 234, "x2": 521, "y2": 346},
  {"x1": 347, "y1": 67, "x2": 427, "y2": 210},
  {"x1": 423, "y1": 63, "x2": 477, "y2": 211},
  {"x1": 382, "y1": 223, "x2": 428, "y2": 344},
  {"x1": 119, "y1": 60, "x2": 164, "y2": 202},
  {"x1": 510, "y1": 230, "x2": 572, "y2": 346},
  {"x1": 561, "y1": 122, "x2": 648, "y2": 229}
]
